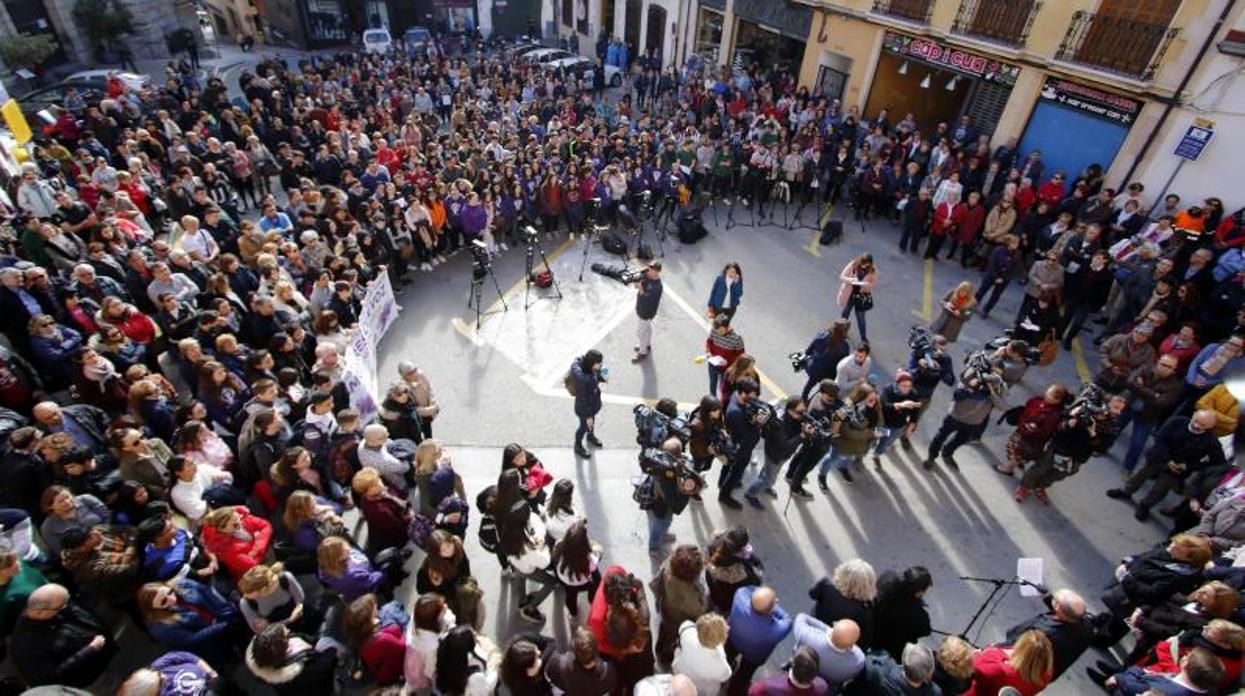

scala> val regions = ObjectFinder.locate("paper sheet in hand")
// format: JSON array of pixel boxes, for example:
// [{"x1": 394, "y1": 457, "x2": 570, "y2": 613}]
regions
[{"x1": 1017, "y1": 558, "x2": 1043, "y2": 597}]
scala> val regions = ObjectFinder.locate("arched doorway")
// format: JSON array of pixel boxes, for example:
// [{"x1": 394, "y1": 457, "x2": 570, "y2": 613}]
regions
[
  {"x1": 624, "y1": 0, "x2": 641, "y2": 49},
  {"x1": 645, "y1": 4, "x2": 665, "y2": 61}
]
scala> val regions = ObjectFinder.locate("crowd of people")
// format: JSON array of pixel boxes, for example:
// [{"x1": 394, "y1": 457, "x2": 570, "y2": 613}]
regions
[{"x1": 0, "y1": 22, "x2": 1238, "y2": 696}]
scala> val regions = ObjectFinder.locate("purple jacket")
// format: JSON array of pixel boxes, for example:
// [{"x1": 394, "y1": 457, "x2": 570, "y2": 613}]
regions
[
  {"x1": 152, "y1": 651, "x2": 213, "y2": 695},
  {"x1": 319, "y1": 549, "x2": 382, "y2": 602},
  {"x1": 461, "y1": 202, "x2": 488, "y2": 237}
]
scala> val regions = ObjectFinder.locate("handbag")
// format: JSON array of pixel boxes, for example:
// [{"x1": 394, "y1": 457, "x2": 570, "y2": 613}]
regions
[
  {"x1": 855, "y1": 291, "x2": 874, "y2": 311},
  {"x1": 632, "y1": 475, "x2": 656, "y2": 510},
  {"x1": 1038, "y1": 334, "x2": 1059, "y2": 366}
]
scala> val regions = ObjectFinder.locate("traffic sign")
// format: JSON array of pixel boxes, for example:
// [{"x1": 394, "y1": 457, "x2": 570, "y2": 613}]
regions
[{"x1": 1174, "y1": 119, "x2": 1215, "y2": 161}]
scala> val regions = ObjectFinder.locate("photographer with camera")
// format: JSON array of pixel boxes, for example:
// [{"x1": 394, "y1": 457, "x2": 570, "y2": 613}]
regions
[
  {"x1": 923, "y1": 362, "x2": 1010, "y2": 471},
  {"x1": 718, "y1": 378, "x2": 766, "y2": 510},
  {"x1": 689, "y1": 396, "x2": 730, "y2": 476},
  {"x1": 632, "y1": 263, "x2": 663, "y2": 363},
  {"x1": 797, "y1": 319, "x2": 852, "y2": 402},
  {"x1": 786, "y1": 381, "x2": 843, "y2": 499},
  {"x1": 636, "y1": 437, "x2": 702, "y2": 556},
  {"x1": 872, "y1": 372, "x2": 922, "y2": 467},
  {"x1": 1017, "y1": 388, "x2": 1127, "y2": 504},
  {"x1": 744, "y1": 396, "x2": 811, "y2": 510},
  {"x1": 907, "y1": 329, "x2": 955, "y2": 420}
]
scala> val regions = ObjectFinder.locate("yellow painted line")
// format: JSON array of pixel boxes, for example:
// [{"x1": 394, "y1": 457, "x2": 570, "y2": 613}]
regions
[
  {"x1": 921, "y1": 258, "x2": 933, "y2": 322},
  {"x1": 805, "y1": 230, "x2": 821, "y2": 258},
  {"x1": 449, "y1": 317, "x2": 484, "y2": 345},
  {"x1": 662, "y1": 284, "x2": 788, "y2": 400},
  {"x1": 1070, "y1": 337, "x2": 1092, "y2": 384},
  {"x1": 483, "y1": 237, "x2": 577, "y2": 317}
]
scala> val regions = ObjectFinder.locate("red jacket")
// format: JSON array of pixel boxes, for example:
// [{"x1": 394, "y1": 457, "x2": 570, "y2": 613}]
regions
[
  {"x1": 359, "y1": 624, "x2": 406, "y2": 685},
  {"x1": 931, "y1": 201, "x2": 964, "y2": 237},
  {"x1": 588, "y1": 565, "x2": 640, "y2": 659},
  {"x1": 1036, "y1": 181, "x2": 1064, "y2": 208},
  {"x1": 965, "y1": 646, "x2": 1049, "y2": 696},
  {"x1": 1015, "y1": 396, "x2": 1062, "y2": 446},
  {"x1": 522, "y1": 461, "x2": 554, "y2": 494},
  {"x1": 104, "y1": 309, "x2": 158, "y2": 346},
  {"x1": 955, "y1": 203, "x2": 987, "y2": 245},
  {"x1": 1138, "y1": 635, "x2": 1242, "y2": 691},
  {"x1": 200, "y1": 507, "x2": 273, "y2": 582}
]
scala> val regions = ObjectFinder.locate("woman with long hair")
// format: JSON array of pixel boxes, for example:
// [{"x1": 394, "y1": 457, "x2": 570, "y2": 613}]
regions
[
  {"x1": 137, "y1": 577, "x2": 246, "y2": 668},
  {"x1": 570, "y1": 349, "x2": 605, "y2": 459},
  {"x1": 688, "y1": 396, "x2": 726, "y2": 476},
  {"x1": 704, "y1": 527, "x2": 763, "y2": 615},
  {"x1": 416, "y1": 530, "x2": 473, "y2": 615},
  {"x1": 237, "y1": 562, "x2": 322, "y2": 635},
  {"x1": 543, "y1": 479, "x2": 582, "y2": 543},
  {"x1": 498, "y1": 634, "x2": 556, "y2": 696},
  {"x1": 965, "y1": 629, "x2": 1053, "y2": 696},
  {"x1": 551, "y1": 519, "x2": 601, "y2": 621},
  {"x1": 719, "y1": 353, "x2": 759, "y2": 406},
  {"x1": 282, "y1": 489, "x2": 348, "y2": 553},
  {"x1": 651, "y1": 544, "x2": 709, "y2": 666},
  {"x1": 435, "y1": 624, "x2": 501, "y2": 695},
  {"x1": 499, "y1": 492, "x2": 558, "y2": 625},
  {"x1": 501, "y1": 443, "x2": 555, "y2": 510},
  {"x1": 873, "y1": 566, "x2": 934, "y2": 660},
  {"x1": 587, "y1": 566, "x2": 655, "y2": 692},
  {"x1": 197, "y1": 361, "x2": 249, "y2": 431},
  {"x1": 175, "y1": 419, "x2": 235, "y2": 472},
  {"x1": 316, "y1": 536, "x2": 405, "y2": 603},
  {"x1": 342, "y1": 593, "x2": 407, "y2": 686},
  {"x1": 817, "y1": 384, "x2": 883, "y2": 488},
  {"x1": 413, "y1": 439, "x2": 466, "y2": 518},
  {"x1": 836, "y1": 253, "x2": 877, "y2": 342},
  {"x1": 200, "y1": 505, "x2": 272, "y2": 576}
]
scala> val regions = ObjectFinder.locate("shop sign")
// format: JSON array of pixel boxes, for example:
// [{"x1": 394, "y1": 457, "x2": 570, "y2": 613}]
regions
[
  {"x1": 732, "y1": 0, "x2": 813, "y2": 39},
  {"x1": 882, "y1": 31, "x2": 1020, "y2": 86},
  {"x1": 1038, "y1": 78, "x2": 1141, "y2": 126}
]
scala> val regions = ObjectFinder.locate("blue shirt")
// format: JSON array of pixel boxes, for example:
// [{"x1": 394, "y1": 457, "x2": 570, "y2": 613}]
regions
[
  {"x1": 258, "y1": 212, "x2": 293, "y2": 236},
  {"x1": 727, "y1": 585, "x2": 793, "y2": 663},
  {"x1": 53, "y1": 415, "x2": 93, "y2": 449}
]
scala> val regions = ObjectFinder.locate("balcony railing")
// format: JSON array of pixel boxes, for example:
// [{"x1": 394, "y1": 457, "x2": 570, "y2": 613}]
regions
[
  {"x1": 950, "y1": 0, "x2": 1041, "y2": 48},
  {"x1": 871, "y1": 0, "x2": 934, "y2": 25},
  {"x1": 1055, "y1": 10, "x2": 1179, "y2": 81}
]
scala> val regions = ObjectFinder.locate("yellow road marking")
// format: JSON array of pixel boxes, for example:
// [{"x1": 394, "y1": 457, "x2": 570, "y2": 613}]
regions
[
  {"x1": 805, "y1": 230, "x2": 821, "y2": 258},
  {"x1": 449, "y1": 317, "x2": 483, "y2": 345},
  {"x1": 921, "y1": 258, "x2": 933, "y2": 322},
  {"x1": 662, "y1": 285, "x2": 788, "y2": 400},
  {"x1": 1070, "y1": 337, "x2": 1092, "y2": 384},
  {"x1": 483, "y1": 237, "x2": 576, "y2": 317}
]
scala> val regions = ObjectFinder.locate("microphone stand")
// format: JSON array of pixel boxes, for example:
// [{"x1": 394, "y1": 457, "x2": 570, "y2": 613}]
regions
[{"x1": 946, "y1": 576, "x2": 1030, "y2": 645}]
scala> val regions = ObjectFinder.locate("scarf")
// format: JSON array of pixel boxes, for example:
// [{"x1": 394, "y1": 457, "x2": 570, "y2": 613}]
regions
[
  {"x1": 1201, "y1": 345, "x2": 1235, "y2": 376},
  {"x1": 709, "y1": 330, "x2": 744, "y2": 352}
]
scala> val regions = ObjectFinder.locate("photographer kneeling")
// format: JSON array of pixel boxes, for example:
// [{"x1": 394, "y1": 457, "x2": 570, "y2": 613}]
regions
[{"x1": 637, "y1": 437, "x2": 702, "y2": 557}]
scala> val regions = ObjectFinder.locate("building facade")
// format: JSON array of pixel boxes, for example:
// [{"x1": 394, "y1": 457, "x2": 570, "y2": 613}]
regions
[
  {"x1": 681, "y1": 0, "x2": 1236, "y2": 205},
  {"x1": 547, "y1": 0, "x2": 697, "y2": 68}
]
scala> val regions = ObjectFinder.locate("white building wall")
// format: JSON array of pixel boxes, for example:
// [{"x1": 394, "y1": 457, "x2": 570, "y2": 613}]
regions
[{"x1": 1133, "y1": 10, "x2": 1245, "y2": 210}]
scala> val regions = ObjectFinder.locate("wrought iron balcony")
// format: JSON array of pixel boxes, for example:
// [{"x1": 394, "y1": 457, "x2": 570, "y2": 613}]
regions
[
  {"x1": 1055, "y1": 10, "x2": 1179, "y2": 81},
  {"x1": 950, "y1": 0, "x2": 1041, "y2": 48},
  {"x1": 871, "y1": 0, "x2": 935, "y2": 25}
]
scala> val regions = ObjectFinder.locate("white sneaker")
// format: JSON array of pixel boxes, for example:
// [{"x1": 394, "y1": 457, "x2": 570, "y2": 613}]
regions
[
  {"x1": 421, "y1": 262, "x2": 433, "y2": 271},
  {"x1": 499, "y1": 243, "x2": 508, "y2": 251},
  {"x1": 437, "y1": 255, "x2": 447, "y2": 263}
]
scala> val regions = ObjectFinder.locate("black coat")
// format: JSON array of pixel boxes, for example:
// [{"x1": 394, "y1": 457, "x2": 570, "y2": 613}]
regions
[
  {"x1": 809, "y1": 578, "x2": 876, "y2": 650},
  {"x1": 873, "y1": 572, "x2": 931, "y2": 660},
  {"x1": 11, "y1": 602, "x2": 116, "y2": 687},
  {"x1": 1107, "y1": 547, "x2": 1203, "y2": 612},
  {"x1": 1005, "y1": 604, "x2": 1091, "y2": 678}
]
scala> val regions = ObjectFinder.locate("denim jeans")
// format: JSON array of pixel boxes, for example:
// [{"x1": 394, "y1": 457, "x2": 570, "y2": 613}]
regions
[
  {"x1": 745, "y1": 455, "x2": 785, "y2": 497},
  {"x1": 515, "y1": 567, "x2": 558, "y2": 608},
  {"x1": 840, "y1": 302, "x2": 869, "y2": 342},
  {"x1": 647, "y1": 510, "x2": 673, "y2": 550},
  {"x1": 708, "y1": 364, "x2": 721, "y2": 396},
  {"x1": 575, "y1": 415, "x2": 594, "y2": 447},
  {"x1": 873, "y1": 427, "x2": 905, "y2": 456},
  {"x1": 817, "y1": 449, "x2": 856, "y2": 478},
  {"x1": 1121, "y1": 414, "x2": 1157, "y2": 472}
]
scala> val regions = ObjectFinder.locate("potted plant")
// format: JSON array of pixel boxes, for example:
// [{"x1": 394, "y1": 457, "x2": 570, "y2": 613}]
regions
[
  {"x1": 0, "y1": 33, "x2": 59, "y2": 78},
  {"x1": 71, "y1": 0, "x2": 134, "y2": 63}
]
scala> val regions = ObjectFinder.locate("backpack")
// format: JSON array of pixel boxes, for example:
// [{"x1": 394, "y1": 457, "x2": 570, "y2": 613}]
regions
[
  {"x1": 408, "y1": 513, "x2": 436, "y2": 549},
  {"x1": 601, "y1": 232, "x2": 627, "y2": 255},
  {"x1": 563, "y1": 365, "x2": 578, "y2": 397}
]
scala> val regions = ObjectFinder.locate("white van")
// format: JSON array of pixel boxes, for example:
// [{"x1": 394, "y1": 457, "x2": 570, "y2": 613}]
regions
[{"x1": 363, "y1": 28, "x2": 393, "y2": 54}]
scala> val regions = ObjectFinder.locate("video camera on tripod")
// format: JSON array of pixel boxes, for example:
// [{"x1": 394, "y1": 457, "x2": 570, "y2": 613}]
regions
[
  {"x1": 468, "y1": 239, "x2": 490, "y2": 277},
  {"x1": 634, "y1": 404, "x2": 691, "y2": 447},
  {"x1": 639, "y1": 447, "x2": 706, "y2": 496},
  {"x1": 909, "y1": 325, "x2": 938, "y2": 365}
]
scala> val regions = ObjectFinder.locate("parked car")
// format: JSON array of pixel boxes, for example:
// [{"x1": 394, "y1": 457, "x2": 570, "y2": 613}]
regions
[
  {"x1": 362, "y1": 28, "x2": 393, "y2": 54},
  {"x1": 518, "y1": 48, "x2": 572, "y2": 66},
  {"x1": 506, "y1": 40, "x2": 543, "y2": 60},
  {"x1": 62, "y1": 70, "x2": 151, "y2": 93},
  {"x1": 403, "y1": 26, "x2": 433, "y2": 54},
  {"x1": 17, "y1": 82, "x2": 101, "y2": 126},
  {"x1": 548, "y1": 56, "x2": 623, "y2": 87}
]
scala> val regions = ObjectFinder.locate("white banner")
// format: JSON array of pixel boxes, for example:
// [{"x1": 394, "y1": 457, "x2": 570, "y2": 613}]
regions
[{"x1": 341, "y1": 275, "x2": 400, "y2": 423}]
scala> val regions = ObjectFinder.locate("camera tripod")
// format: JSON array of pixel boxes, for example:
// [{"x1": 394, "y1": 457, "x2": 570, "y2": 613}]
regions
[
  {"x1": 466, "y1": 259, "x2": 507, "y2": 329},
  {"x1": 523, "y1": 232, "x2": 563, "y2": 310},
  {"x1": 725, "y1": 185, "x2": 758, "y2": 229},
  {"x1": 578, "y1": 222, "x2": 610, "y2": 281},
  {"x1": 785, "y1": 190, "x2": 823, "y2": 233}
]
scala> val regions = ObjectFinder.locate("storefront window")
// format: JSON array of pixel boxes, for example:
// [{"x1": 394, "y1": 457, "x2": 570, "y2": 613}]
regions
[
  {"x1": 695, "y1": 8, "x2": 722, "y2": 64},
  {"x1": 306, "y1": 0, "x2": 346, "y2": 41},
  {"x1": 732, "y1": 20, "x2": 802, "y2": 75}
]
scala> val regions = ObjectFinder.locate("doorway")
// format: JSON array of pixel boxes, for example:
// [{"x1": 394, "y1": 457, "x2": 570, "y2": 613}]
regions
[
  {"x1": 645, "y1": 5, "x2": 666, "y2": 59},
  {"x1": 624, "y1": 0, "x2": 641, "y2": 49}
]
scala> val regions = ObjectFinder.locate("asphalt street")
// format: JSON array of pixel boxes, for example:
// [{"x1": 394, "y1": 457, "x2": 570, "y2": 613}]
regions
[{"x1": 378, "y1": 201, "x2": 1168, "y2": 692}]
